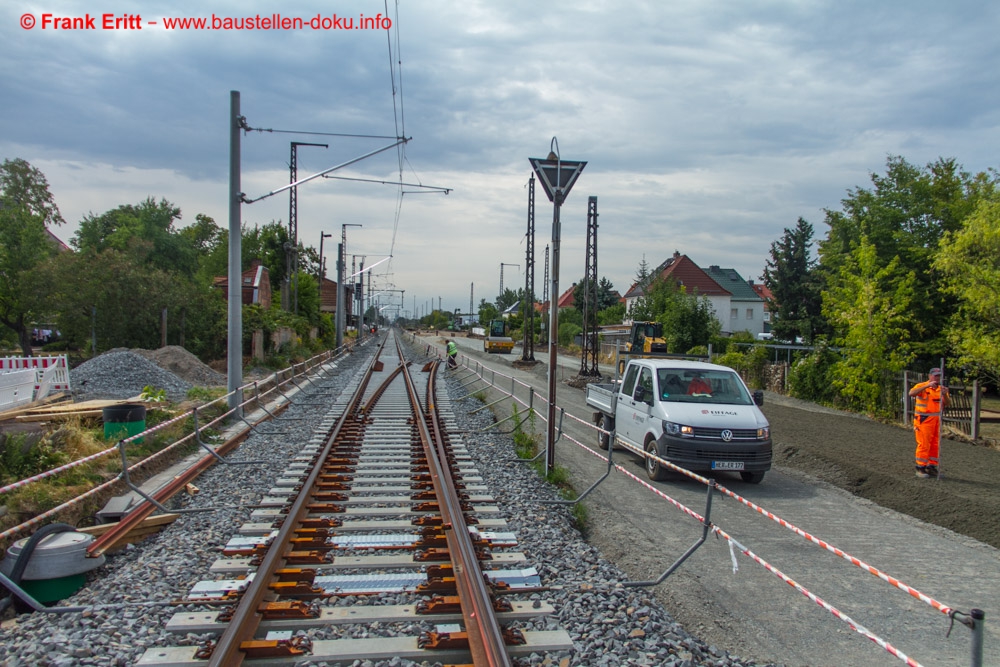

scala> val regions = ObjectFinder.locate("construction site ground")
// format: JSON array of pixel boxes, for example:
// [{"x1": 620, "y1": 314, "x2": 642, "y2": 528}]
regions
[{"x1": 420, "y1": 331, "x2": 999, "y2": 666}]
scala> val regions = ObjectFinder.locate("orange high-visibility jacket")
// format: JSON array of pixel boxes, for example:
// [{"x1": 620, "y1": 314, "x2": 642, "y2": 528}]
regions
[{"x1": 913, "y1": 382, "x2": 946, "y2": 421}]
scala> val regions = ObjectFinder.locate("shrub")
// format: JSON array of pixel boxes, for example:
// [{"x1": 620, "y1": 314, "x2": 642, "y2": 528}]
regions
[
  {"x1": 787, "y1": 341, "x2": 841, "y2": 405},
  {"x1": 558, "y1": 322, "x2": 582, "y2": 348}
]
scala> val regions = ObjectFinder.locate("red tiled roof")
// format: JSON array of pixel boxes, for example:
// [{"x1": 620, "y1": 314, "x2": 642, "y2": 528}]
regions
[
  {"x1": 624, "y1": 253, "x2": 730, "y2": 298},
  {"x1": 557, "y1": 283, "x2": 576, "y2": 308},
  {"x1": 749, "y1": 281, "x2": 773, "y2": 302}
]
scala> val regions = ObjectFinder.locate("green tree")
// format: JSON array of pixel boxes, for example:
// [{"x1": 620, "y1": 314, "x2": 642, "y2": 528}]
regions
[
  {"x1": 74, "y1": 198, "x2": 196, "y2": 275},
  {"x1": 763, "y1": 217, "x2": 824, "y2": 342},
  {"x1": 597, "y1": 302, "x2": 625, "y2": 326},
  {"x1": 822, "y1": 236, "x2": 916, "y2": 415},
  {"x1": 934, "y1": 195, "x2": 1000, "y2": 384},
  {"x1": 181, "y1": 214, "x2": 227, "y2": 286},
  {"x1": 0, "y1": 159, "x2": 64, "y2": 354},
  {"x1": 818, "y1": 156, "x2": 996, "y2": 357},
  {"x1": 43, "y1": 247, "x2": 200, "y2": 353},
  {"x1": 572, "y1": 276, "x2": 618, "y2": 326},
  {"x1": 495, "y1": 288, "x2": 522, "y2": 313},
  {"x1": 558, "y1": 306, "x2": 583, "y2": 329},
  {"x1": 634, "y1": 255, "x2": 652, "y2": 290},
  {"x1": 477, "y1": 299, "x2": 498, "y2": 325},
  {"x1": 633, "y1": 277, "x2": 720, "y2": 353}
]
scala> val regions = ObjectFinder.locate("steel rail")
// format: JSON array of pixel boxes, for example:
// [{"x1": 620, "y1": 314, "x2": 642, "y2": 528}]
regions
[
  {"x1": 399, "y1": 343, "x2": 513, "y2": 667},
  {"x1": 207, "y1": 336, "x2": 389, "y2": 666}
]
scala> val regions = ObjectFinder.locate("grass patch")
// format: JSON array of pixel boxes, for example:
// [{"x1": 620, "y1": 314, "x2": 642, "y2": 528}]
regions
[
  {"x1": 187, "y1": 386, "x2": 227, "y2": 402},
  {"x1": 0, "y1": 401, "x2": 204, "y2": 540},
  {"x1": 509, "y1": 404, "x2": 589, "y2": 533}
]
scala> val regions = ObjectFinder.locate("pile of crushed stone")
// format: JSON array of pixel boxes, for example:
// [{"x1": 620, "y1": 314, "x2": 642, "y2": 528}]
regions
[
  {"x1": 133, "y1": 346, "x2": 227, "y2": 386},
  {"x1": 70, "y1": 348, "x2": 202, "y2": 402}
]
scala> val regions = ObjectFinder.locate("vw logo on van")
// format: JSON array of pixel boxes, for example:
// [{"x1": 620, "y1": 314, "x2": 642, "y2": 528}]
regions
[{"x1": 721, "y1": 429, "x2": 733, "y2": 442}]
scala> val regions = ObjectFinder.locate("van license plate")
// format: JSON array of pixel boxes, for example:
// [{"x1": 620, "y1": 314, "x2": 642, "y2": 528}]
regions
[{"x1": 712, "y1": 461, "x2": 744, "y2": 471}]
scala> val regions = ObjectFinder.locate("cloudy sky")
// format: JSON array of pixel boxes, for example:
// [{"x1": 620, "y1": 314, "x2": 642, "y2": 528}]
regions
[{"x1": 3, "y1": 1, "x2": 998, "y2": 318}]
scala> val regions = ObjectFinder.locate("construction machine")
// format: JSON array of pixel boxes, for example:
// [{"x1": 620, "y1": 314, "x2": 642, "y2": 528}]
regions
[
  {"x1": 617, "y1": 321, "x2": 668, "y2": 374},
  {"x1": 484, "y1": 319, "x2": 515, "y2": 354}
]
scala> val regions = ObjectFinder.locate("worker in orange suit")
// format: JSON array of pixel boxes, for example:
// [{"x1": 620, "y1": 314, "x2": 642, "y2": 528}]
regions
[{"x1": 909, "y1": 367, "x2": 949, "y2": 478}]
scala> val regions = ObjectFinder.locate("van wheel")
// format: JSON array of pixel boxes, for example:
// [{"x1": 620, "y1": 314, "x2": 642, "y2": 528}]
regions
[
  {"x1": 740, "y1": 471, "x2": 765, "y2": 484},
  {"x1": 645, "y1": 439, "x2": 668, "y2": 481},
  {"x1": 598, "y1": 415, "x2": 613, "y2": 450}
]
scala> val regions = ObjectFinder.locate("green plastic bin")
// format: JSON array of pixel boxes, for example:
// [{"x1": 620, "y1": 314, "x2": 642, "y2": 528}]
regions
[{"x1": 103, "y1": 403, "x2": 146, "y2": 442}]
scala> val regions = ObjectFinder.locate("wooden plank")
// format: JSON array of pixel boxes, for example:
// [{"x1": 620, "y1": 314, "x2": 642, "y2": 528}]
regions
[
  {"x1": 16, "y1": 409, "x2": 105, "y2": 422},
  {"x1": 0, "y1": 391, "x2": 70, "y2": 422},
  {"x1": 15, "y1": 397, "x2": 167, "y2": 422}
]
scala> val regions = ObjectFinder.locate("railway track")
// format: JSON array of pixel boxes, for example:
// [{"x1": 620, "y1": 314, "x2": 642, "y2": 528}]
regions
[{"x1": 137, "y1": 330, "x2": 572, "y2": 666}]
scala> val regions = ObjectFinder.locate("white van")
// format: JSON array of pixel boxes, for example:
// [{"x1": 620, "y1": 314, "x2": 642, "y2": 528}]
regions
[{"x1": 585, "y1": 359, "x2": 772, "y2": 483}]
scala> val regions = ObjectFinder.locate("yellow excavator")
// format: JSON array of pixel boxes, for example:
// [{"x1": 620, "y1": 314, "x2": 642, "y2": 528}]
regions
[{"x1": 617, "y1": 321, "x2": 668, "y2": 374}]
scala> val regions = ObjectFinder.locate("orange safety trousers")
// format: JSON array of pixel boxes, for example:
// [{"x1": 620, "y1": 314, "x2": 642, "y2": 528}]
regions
[
  {"x1": 914, "y1": 415, "x2": 940, "y2": 468},
  {"x1": 912, "y1": 382, "x2": 944, "y2": 468}
]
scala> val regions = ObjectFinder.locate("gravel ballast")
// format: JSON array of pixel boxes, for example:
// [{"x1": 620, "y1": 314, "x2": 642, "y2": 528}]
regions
[
  {"x1": 70, "y1": 349, "x2": 194, "y2": 402},
  {"x1": 0, "y1": 336, "x2": 773, "y2": 666}
]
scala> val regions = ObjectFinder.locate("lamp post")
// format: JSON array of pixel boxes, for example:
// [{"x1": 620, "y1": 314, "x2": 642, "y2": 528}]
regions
[{"x1": 530, "y1": 138, "x2": 586, "y2": 474}]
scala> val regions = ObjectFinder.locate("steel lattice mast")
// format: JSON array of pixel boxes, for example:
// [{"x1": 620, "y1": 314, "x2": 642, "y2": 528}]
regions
[
  {"x1": 580, "y1": 196, "x2": 600, "y2": 377},
  {"x1": 522, "y1": 175, "x2": 536, "y2": 361}
]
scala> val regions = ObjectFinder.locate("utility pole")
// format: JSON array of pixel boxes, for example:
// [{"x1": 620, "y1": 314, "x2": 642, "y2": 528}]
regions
[
  {"x1": 318, "y1": 231, "x2": 332, "y2": 320},
  {"x1": 288, "y1": 141, "x2": 327, "y2": 314},
  {"x1": 336, "y1": 224, "x2": 362, "y2": 350},
  {"x1": 469, "y1": 283, "x2": 474, "y2": 325},
  {"x1": 522, "y1": 174, "x2": 536, "y2": 361},
  {"x1": 227, "y1": 90, "x2": 244, "y2": 413}
]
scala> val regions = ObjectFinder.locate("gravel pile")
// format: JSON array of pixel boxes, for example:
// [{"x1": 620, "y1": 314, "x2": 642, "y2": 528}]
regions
[
  {"x1": 0, "y1": 336, "x2": 772, "y2": 666},
  {"x1": 70, "y1": 349, "x2": 193, "y2": 402},
  {"x1": 134, "y1": 347, "x2": 227, "y2": 387}
]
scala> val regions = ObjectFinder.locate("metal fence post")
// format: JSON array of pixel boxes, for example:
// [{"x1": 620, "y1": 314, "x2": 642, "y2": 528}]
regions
[
  {"x1": 902, "y1": 371, "x2": 910, "y2": 426},
  {"x1": 970, "y1": 608, "x2": 984, "y2": 667},
  {"x1": 971, "y1": 380, "x2": 980, "y2": 441}
]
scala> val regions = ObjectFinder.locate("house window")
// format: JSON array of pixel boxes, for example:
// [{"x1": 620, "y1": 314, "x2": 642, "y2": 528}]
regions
[
  {"x1": 746, "y1": 308, "x2": 754, "y2": 320},
  {"x1": 730, "y1": 308, "x2": 738, "y2": 320},
  {"x1": 763, "y1": 311, "x2": 771, "y2": 323}
]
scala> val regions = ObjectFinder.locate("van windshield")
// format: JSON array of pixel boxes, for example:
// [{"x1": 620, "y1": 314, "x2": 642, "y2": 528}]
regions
[{"x1": 656, "y1": 368, "x2": 754, "y2": 405}]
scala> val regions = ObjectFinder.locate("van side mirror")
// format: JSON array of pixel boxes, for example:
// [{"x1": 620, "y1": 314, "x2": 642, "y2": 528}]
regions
[{"x1": 753, "y1": 390, "x2": 764, "y2": 406}]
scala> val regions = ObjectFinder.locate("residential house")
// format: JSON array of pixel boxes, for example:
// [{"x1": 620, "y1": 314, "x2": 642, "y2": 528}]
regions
[
  {"x1": 704, "y1": 266, "x2": 766, "y2": 336},
  {"x1": 748, "y1": 279, "x2": 774, "y2": 333},
  {"x1": 319, "y1": 277, "x2": 354, "y2": 321},
  {"x1": 213, "y1": 259, "x2": 272, "y2": 308},
  {"x1": 213, "y1": 260, "x2": 272, "y2": 358},
  {"x1": 623, "y1": 252, "x2": 732, "y2": 325}
]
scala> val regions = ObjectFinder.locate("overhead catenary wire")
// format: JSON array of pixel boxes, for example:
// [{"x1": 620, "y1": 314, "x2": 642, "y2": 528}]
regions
[{"x1": 385, "y1": 0, "x2": 407, "y2": 269}]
